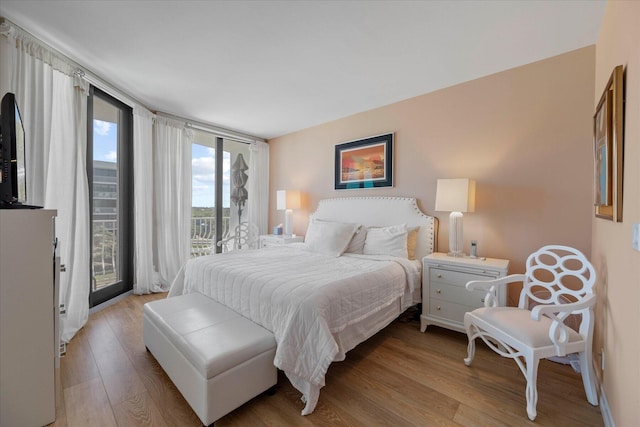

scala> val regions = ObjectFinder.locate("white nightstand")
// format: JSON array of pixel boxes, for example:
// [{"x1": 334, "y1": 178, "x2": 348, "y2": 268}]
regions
[
  {"x1": 420, "y1": 253, "x2": 509, "y2": 333},
  {"x1": 259, "y1": 234, "x2": 304, "y2": 248}
]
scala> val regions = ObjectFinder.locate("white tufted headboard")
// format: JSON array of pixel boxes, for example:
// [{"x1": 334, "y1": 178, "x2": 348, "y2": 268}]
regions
[{"x1": 310, "y1": 196, "x2": 438, "y2": 260}]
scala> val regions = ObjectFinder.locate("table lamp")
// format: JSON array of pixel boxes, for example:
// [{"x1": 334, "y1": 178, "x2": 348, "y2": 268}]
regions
[
  {"x1": 277, "y1": 190, "x2": 303, "y2": 237},
  {"x1": 435, "y1": 178, "x2": 476, "y2": 257}
]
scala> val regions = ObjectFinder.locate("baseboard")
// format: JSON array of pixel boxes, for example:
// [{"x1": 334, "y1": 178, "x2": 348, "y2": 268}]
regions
[
  {"x1": 592, "y1": 355, "x2": 615, "y2": 427},
  {"x1": 600, "y1": 385, "x2": 615, "y2": 427},
  {"x1": 89, "y1": 290, "x2": 133, "y2": 315}
]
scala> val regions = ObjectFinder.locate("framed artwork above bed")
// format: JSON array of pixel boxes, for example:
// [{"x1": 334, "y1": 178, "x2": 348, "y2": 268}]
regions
[{"x1": 334, "y1": 133, "x2": 393, "y2": 190}]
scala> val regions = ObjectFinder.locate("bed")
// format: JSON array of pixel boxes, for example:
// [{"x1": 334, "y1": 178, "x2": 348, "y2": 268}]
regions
[{"x1": 168, "y1": 196, "x2": 437, "y2": 415}]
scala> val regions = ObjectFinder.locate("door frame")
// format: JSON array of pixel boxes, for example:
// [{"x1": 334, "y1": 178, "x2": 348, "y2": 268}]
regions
[{"x1": 87, "y1": 86, "x2": 134, "y2": 307}]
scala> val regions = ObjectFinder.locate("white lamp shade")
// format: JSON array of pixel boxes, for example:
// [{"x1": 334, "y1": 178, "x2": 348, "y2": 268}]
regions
[
  {"x1": 276, "y1": 190, "x2": 303, "y2": 210},
  {"x1": 434, "y1": 178, "x2": 476, "y2": 213}
]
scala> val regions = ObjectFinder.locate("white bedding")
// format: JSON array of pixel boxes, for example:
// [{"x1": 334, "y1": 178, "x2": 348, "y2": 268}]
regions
[{"x1": 168, "y1": 244, "x2": 421, "y2": 414}]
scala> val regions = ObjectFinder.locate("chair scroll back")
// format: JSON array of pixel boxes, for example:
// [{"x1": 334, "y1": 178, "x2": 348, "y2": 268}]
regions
[
  {"x1": 519, "y1": 245, "x2": 596, "y2": 335},
  {"x1": 234, "y1": 222, "x2": 259, "y2": 251}
]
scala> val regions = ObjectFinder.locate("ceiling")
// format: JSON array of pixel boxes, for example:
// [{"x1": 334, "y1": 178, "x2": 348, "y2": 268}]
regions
[{"x1": 0, "y1": 1, "x2": 605, "y2": 140}]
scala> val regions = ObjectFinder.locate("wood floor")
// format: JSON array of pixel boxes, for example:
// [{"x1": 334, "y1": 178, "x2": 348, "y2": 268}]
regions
[{"x1": 51, "y1": 292, "x2": 603, "y2": 427}]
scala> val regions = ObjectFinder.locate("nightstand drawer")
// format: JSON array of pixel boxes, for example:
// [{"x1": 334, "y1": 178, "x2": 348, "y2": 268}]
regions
[
  {"x1": 259, "y1": 235, "x2": 304, "y2": 248},
  {"x1": 260, "y1": 240, "x2": 280, "y2": 248},
  {"x1": 430, "y1": 268, "x2": 497, "y2": 287},
  {"x1": 428, "y1": 299, "x2": 475, "y2": 324},
  {"x1": 421, "y1": 253, "x2": 509, "y2": 334},
  {"x1": 429, "y1": 282, "x2": 488, "y2": 308}
]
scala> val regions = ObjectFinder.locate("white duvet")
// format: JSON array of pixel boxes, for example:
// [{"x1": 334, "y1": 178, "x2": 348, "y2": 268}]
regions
[{"x1": 168, "y1": 244, "x2": 420, "y2": 415}]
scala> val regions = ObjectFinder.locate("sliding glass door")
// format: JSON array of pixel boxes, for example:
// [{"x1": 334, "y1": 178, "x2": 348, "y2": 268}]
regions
[
  {"x1": 190, "y1": 130, "x2": 250, "y2": 257},
  {"x1": 87, "y1": 86, "x2": 133, "y2": 307}
]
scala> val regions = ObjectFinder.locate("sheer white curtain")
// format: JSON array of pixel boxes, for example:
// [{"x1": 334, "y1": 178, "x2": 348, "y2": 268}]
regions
[
  {"x1": 247, "y1": 140, "x2": 269, "y2": 235},
  {"x1": 4, "y1": 26, "x2": 91, "y2": 342},
  {"x1": 49, "y1": 75, "x2": 91, "y2": 343},
  {"x1": 154, "y1": 117, "x2": 192, "y2": 288},
  {"x1": 133, "y1": 106, "x2": 164, "y2": 294}
]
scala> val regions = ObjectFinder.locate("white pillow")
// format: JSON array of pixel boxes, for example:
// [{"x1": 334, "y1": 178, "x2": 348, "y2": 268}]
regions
[
  {"x1": 345, "y1": 225, "x2": 367, "y2": 254},
  {"x1": 363, "y1": 224, "x2": 409, "y2": 258},
  {"x1": 304, "y1": 219, "x2": 359, "y2": 257}
]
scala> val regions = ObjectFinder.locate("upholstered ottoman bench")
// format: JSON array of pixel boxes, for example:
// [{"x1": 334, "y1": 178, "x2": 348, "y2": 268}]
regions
[{"x1": 143, "y1": 293, "x2": 277, "y2": 426}]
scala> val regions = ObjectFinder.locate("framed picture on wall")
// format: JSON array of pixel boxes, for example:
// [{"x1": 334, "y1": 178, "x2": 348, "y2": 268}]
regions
[
  {"x1": 593, "y1": 65, "x2": 624, "y2": 222},
  {"x1": 594, "y1": 91, "x2": 612, "y2": 207},
  {"x1": 334, "y1": 133, "x2": 393, "y2": 190}
]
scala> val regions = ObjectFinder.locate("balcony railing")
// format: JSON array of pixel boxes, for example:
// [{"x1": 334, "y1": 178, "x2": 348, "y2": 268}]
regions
[
  {"x1": 92, "y1": 219, "x2": 117, "y2": 291},
  {"x1": 91, "y1": 215, "x2": 230, "y2": 291},
  {"x1": 191, "y1": 216, "x2": 230, "y2": 257}
]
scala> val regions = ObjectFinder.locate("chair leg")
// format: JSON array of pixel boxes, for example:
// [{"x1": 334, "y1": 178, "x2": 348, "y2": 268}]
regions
[
  {"x1": 579, "y1": 350, "x2": 599, "y2": 406},
  {"x1": 464, "y1": 339, "x2": 476, "y2": 366},
  {"x1": 464, "y1": 322, "x2": 476, "y2": 366},
  {"x1": 524, "y1": 356, "x2": 540, "y2": 421}
]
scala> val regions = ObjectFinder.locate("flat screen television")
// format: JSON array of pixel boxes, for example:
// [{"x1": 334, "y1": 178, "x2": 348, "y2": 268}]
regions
[{"x1": 0, "y1": 92, "x2": 38, "y2": 209}]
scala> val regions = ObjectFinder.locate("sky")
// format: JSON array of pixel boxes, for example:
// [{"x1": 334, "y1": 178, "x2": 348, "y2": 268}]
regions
[
  {"x1": 93, "y1": 119, "x2": 117, "y2": 162},
  {"x1": 93, "y1": 119, "x2": 231, "y2": 208},
  {"x1": 192, "y1": 143, "x2": 231, "y2": 208}
]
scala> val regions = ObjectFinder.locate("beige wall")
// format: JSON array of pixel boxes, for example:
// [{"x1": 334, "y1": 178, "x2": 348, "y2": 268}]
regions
[
  {"x1": 593, "y1": 1, "x2": 640, "y2": 425},
  {"x1": 269, "y1": 47, "x2": 595, "y2": 305}
]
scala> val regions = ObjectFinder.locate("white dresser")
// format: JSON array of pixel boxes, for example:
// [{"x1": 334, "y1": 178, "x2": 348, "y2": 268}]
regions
[
  {"x1": 0, "y1": 209, "x2": 58, "y2": 426},
  {"x1": 421, "y1": 253, "x2": 509, "y2": 333}
]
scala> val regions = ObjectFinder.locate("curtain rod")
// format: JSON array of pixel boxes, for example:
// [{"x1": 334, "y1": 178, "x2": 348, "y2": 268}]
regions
[
  {"x1": 77, "y1": 69, "x2": 145, "y2": 111},
  {"x1": 156, "y1": 112, "x2": 264, "y2": 144}
]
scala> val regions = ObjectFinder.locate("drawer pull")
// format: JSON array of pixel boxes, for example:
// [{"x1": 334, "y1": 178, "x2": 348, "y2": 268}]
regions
[
  {"x1": 480, "y1": 298, "x2": 485, "y2": 303},
  {"x1": 436, "y1": 289, "x2": 442, "y2": 294},
  {"x1": 436, "y1": 274, "x2": 443, "y2": 278},
  {"x1": 436, "y1": 306, "x2": 441, "y2": 310}
]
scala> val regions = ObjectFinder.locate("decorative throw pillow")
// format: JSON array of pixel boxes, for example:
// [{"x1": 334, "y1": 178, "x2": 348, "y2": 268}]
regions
[
  {"x1": 407, "y1": 226, "x2": 419, "y2": 260},
  {"x1": 345, "y1": 225, "x2": 367, "y2": 254},
  {"x1": 304, "y1": 219, "x2": 359, "y2": 257},
  {"x1": 363, "y1": 224, "x2": 409, "y2": 258}
]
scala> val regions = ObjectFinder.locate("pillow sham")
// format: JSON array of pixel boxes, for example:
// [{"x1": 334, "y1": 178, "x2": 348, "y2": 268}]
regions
[
  {"x1": 345, "y1": 225, "x2": 367, "y2": 254},
  {"x1": 363, "y1": 224, "x2": 409, "y2": 258},
  {"x1": 304, "y1": 219, "x2": 359, "y2": 257}
]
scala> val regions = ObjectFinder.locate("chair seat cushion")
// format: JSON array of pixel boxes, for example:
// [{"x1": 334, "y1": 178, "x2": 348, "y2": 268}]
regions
[{"x1": 467, "y1": 307, "x2": 582, "y2": 348}]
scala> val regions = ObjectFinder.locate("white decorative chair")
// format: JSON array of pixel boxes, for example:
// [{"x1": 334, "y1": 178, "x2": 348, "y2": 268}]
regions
[
  {"x1": 463, "y1": 245, "x2": 598, "y2": 421},
  {"x1": 217, "y1": 222, "x2": 259, "y2": 253}
]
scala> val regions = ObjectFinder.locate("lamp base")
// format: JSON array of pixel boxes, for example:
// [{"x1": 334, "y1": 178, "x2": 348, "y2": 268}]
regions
[
  {"x1": 447, "y1": 251, "x2": 466, "y2": 257},
  {"x1": 284, "y1": 209, "x2": 293, "y2": 237},
  {"x1": 448, "y1": 211, "x2": 464, "y2": 257}
]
